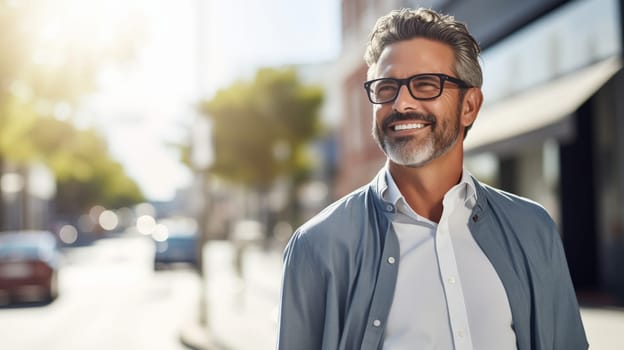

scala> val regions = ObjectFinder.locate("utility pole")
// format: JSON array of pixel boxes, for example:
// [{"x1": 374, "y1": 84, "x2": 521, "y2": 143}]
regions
[{"x1": 190, "y1": 1, "x2": 218, "y2": 348}]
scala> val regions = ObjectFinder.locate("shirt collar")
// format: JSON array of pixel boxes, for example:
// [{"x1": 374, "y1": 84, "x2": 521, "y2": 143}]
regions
[
  {"x1": 382, "y1": 166, "x2": 402, "y2": 205},
  {"x1": 381, "y1": 165, "x2": 478, "y2": 209},
  {"x1": 459, "y1": 168, "x2": 478, "y2": 209}
]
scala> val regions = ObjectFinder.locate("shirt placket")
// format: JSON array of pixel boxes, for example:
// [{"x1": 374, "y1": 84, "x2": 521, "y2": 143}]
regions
[{"x1": 435, "y1": 200, "x2": 474, "y2": 350}]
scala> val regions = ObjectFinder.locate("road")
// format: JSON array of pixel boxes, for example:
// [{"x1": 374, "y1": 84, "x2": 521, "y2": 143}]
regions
[{"x1": 0, "y1": 235, "x2": 200, "y2": 350}]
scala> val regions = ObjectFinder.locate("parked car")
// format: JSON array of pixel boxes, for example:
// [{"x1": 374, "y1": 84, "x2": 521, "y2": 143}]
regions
[
  {"x1": 152, "y1": 218, "x2": 198, "y2": 270},
  {"x1": 0, "y1": 230, "x2": 61, "y2": 304}
]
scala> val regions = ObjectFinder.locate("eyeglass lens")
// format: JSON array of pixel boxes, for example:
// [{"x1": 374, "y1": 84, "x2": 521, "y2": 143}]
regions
[{"x1": 369, "y1": 74, "x2": 443, "y2": 103}]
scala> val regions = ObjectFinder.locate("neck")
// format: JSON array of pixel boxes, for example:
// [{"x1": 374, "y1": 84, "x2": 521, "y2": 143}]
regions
[{"x1": 388, "y1": 146, "x2": 464, "y2": 223}]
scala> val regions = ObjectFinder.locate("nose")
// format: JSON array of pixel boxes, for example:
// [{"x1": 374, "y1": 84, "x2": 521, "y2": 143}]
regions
[{"x1": 392, "y1": 84, "x2": 419, "y2": 113}]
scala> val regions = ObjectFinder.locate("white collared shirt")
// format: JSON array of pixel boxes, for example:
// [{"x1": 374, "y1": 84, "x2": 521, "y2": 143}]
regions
[{"x1": 382, "y1": 167, "x2": 517, "y2": 350}]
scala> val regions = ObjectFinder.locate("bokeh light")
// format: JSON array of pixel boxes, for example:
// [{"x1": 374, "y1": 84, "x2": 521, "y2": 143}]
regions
[
  {"x1": 152, "y1": 223, "x2": 169, "y2": 242},
  {"x1": 136, "y1": 214, "x2": 156, "y2": 235},
  {"x1": 0, "y1": 173, "x2": 24, "y2": 194},
  {"x1": 59, "y1": 224, "x2": 79, "y2": 244},
  {"x1": 99, "y1": 210, "x2": 119, "y2": 231},
  {"x1": 89, "y1": 205, "x2": 105, "y2": 223}
]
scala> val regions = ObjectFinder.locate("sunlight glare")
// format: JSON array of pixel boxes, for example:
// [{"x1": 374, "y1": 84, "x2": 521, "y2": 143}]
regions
[
  {"x1": 26, "y1": 0, "x2": 148, "y2": 68},
  {"x1": 53, "y1": 102, "x2": 73, "y2": 121}
]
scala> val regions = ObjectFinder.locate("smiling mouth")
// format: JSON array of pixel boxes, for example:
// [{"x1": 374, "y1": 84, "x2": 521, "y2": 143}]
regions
[
  {"x1": 382, "y1": 112, "x2": 436, "y2": 134},
  {"x1": 392, "y1": 123, "x2": 429, "y2": 131}
]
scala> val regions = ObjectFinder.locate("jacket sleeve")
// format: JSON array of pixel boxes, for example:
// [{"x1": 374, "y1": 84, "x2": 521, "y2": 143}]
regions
[
  {"x1": 550, "y1": 224, "x2": 589, "y2": 349},
  {"x1": 277, "y1": 231, "x2": 329, "y2": 350}
]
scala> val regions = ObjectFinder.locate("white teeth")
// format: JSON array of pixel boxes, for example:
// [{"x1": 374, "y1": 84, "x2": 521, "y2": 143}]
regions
[{"x1": 394, "y1": 123, "x2": 425, "y2": 131}]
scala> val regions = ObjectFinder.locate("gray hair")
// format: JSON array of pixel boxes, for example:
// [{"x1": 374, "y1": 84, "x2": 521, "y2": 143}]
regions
[{"x1": 364, "y1": 8, "x2": 482, "y2": 88}]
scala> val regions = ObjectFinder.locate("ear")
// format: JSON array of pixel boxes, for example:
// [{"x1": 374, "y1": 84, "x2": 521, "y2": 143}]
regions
[{"x1": 460, "y1": 88, "x2": 483, "y2": 128}]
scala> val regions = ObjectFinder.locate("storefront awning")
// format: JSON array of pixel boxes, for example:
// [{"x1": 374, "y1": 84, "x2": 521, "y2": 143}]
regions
[{"x1": 465, "y1": 57, "x2": 622, "y2": 154}]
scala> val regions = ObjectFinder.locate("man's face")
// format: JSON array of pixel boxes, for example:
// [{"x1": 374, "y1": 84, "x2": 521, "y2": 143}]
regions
[{"x1": 371, "y1": 38, "x2": 467, "y2": 168}]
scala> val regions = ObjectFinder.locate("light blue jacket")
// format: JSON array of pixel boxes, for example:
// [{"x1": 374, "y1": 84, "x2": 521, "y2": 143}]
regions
[{"x1": 277, "y1": 169, "x2": 588, "y2": 350}]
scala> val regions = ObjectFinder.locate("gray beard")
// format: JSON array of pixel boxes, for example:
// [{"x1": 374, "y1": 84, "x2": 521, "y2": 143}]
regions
[
  {"x1": 374, "y1": 117, "x2": 461, "y2": 168},
  {"x1": 383, "y1": 134, "x2": 436, "y2": 167}
]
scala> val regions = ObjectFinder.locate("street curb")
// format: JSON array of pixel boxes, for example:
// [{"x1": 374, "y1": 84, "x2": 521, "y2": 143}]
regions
[{"x1": 179, "y1": 321, "x2": 223, "y2": 350}]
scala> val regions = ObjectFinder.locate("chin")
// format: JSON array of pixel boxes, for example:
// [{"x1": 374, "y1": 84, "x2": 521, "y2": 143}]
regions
[
  {"x1": 384, "y1": 136, "x2": 462, "y2": 168},
  {"x1": 385, "y1": 143, "x2": 434, "y2": 167},
  {"x1": 390, "y1": 154, "x2": 434, "y2": 168}
]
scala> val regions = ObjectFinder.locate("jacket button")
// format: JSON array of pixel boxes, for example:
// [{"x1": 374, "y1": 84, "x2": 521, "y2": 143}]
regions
[
  {"x1": 472, "y1": 214, "x2": 479, "y2": 222},
  {"x1": 373, "y1": 319, "x2": 381, "y2": 327},
  {"x1": 386, "y1": 204, "x2": 394, "y2": 212},
  {"x1": 387, "y1": 257, "x2": 396, "y2": 264}
]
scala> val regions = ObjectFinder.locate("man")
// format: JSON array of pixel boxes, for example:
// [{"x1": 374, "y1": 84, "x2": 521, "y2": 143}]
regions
[{"x1": 277, "y1": 8, "x2": 588, "y2": 350}]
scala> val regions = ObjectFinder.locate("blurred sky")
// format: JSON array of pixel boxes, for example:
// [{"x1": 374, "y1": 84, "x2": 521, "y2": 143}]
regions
[{"x1": 80, "y1": 0, "x2": 341, "y2": 202}]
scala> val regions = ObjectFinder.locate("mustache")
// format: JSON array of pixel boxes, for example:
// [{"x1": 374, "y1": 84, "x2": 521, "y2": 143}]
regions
[{"x1": 382, "y1": 112, "x2": 436, "y2": 130}]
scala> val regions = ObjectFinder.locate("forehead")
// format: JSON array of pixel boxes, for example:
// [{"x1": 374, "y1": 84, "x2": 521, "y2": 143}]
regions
[{"x1": 373, "y1": 38, "x2": 455, "y2": 79}]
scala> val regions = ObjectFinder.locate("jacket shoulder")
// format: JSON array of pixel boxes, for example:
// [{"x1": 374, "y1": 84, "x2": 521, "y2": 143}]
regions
[
  {"x1": 284, "y1": 184, "x2": 376, "y2": 262},
  {"x1": 477, "y1": 181, "x2": 560, "y2": 259},
  {"x1": 478, "y1": 182, "x2": 555, "y2": 228},
  {"x1": 297, "y1": 185, "x2": 370, "y2": 238}
]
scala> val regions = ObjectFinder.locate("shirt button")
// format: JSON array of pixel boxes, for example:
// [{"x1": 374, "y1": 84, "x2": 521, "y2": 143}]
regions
[
  {"x1": 387, "y1": 257, "x2": 396, "y2": 264},
  {"x1": 457, "y1": 329, "x2": 466, "y2": 338},
  {"x1": 373, "y1": 319, "x2": 381, "y2": 327},
  {"x1": 447, "y1": 276, "x2": 456, "y2": 284}
]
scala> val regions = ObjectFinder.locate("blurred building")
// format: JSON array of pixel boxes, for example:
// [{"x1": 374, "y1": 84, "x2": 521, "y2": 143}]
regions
[{"x1": 330, "y1": 0, "x2": 624, "y2": 302}]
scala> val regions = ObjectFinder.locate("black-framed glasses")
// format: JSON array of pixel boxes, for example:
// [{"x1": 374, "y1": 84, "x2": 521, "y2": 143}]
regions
[{"x1": 363, "y1": 73, "x2": 470, "y2": 104}]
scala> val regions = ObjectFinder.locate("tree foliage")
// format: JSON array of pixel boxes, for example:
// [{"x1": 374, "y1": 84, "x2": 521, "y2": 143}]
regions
[
  {"x1": 0, "y1": 0, "x2": 146, "y2": 222},
  {"x1": 200, "y1": 67, "x2": 324, "y2": 190},
  {"x1": 29, "y1": 118, "x2": 144, "y2": 213}
]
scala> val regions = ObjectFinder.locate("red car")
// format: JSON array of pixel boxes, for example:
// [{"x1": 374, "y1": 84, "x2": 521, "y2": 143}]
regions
[{"x1": 0, "y1": 230, "x2": 60, "y2": 304}]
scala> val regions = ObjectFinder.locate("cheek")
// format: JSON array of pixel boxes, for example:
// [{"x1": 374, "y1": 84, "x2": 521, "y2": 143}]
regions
[
  {"x1": 436, "y1": 94, "x2": 458, "y2": 109},
  {"x1": 373, "y1": 105, "x2": 387, "y2": 124},
  {"x1": 433, "y1": 96, "x2": 463, "y2": 121}
]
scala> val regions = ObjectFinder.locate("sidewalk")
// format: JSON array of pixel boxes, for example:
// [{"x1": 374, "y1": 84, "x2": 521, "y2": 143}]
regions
[
  {"x1": 580, "y1": 306, "x2": 624, "y2": 349},
  {"x1": 180, "y1": 240, "x2": 282, "y2": 350},
  {"x1": 181, "y1": 240, "x2": 624, "y2": 350}
]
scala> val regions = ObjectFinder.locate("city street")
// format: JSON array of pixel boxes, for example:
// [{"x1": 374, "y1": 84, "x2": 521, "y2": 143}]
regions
[
  {"x1": 1, "y1": 235, "x2": 622, "y2": 350},
  {"x1": 0, "y1": 235, "x2": 201, "y2": 350}
]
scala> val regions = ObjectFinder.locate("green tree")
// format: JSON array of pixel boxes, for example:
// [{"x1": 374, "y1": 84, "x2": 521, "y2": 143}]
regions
[
  {"x1": 29, "y1": 118, "x2": 144, "y2": 215},
  {"x1": 0, "y1": 0, "x2": 146, "y2": 228},
  {"x1": 201, "y1": 67, "x2": 324, "y2": 191},
  {"x1": 198, "y1": 67, "x2": 324, "y2": 235}
]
